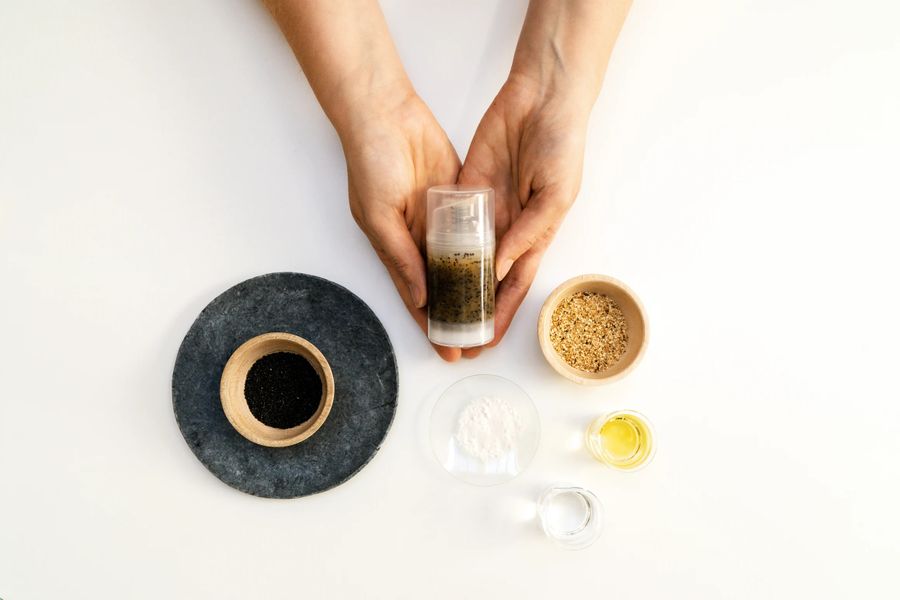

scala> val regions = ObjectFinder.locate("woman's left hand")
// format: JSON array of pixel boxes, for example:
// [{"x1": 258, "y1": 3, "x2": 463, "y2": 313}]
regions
[{"x1": 457, "y1": 74, "x2": 591, "y2": 357}]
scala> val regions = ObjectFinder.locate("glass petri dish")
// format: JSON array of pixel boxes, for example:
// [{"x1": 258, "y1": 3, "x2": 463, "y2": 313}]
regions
[{"x1": 430, "y1": 374, "x2": 541, "y2": 486}]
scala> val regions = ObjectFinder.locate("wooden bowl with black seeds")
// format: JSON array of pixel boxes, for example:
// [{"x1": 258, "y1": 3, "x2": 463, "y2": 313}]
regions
[{"x1": 220, "y1": 332, "x2": 334, "y2": 447}]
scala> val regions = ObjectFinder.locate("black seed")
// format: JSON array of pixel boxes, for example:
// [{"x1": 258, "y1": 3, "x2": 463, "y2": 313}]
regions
[
  {"x1": 244, "y1": 352, "x2": 322, "y2": 429},
  {"x1": 426, "y1": 251, "x2": 495, "y2": 324}
]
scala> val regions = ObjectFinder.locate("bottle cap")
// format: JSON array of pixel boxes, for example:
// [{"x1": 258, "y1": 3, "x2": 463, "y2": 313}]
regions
[{"x1": 426, "y1": 185, "x2": 495, "y2": 246}]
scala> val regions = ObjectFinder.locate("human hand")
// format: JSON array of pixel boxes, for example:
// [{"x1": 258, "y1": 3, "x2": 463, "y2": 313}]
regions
[
  {"x1": 455, "y1": 0, "x2": 632, "y2": 357},
  {"x1": 262, "y1": 0, "x2": 467, "y2": 360},
  {"x1": 262, "y1": 0, "x2": 629, "y2": 361},
  {"x1": 340, "y1": 91, "x2": 465, "y2": 362},
  {"x1": 457, "y1": 75, "x2": 591, "y2": 357}
]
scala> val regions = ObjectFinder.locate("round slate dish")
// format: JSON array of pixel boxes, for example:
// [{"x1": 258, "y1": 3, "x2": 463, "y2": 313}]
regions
[{"x1": 172, "y1": 272, "x2": 398, "y2": 498}]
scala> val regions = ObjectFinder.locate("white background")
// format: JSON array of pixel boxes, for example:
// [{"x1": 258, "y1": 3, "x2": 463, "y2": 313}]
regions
[{"x1": 2, "y1": 1, "x2": 899, "y2": 598}]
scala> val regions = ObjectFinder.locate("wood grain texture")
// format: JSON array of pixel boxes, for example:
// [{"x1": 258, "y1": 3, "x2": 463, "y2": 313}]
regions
[
  {"x1": 538, "y1": 274, "x2": 647, "y2": 385},
  {"x1": 220, "y1": 332, "x2": 335, "y2": 447}
]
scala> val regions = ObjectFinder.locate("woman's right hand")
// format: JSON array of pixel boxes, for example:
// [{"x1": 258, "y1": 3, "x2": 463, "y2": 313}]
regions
[
  {"x1": 262, "y1": 1, "x2": 464, "y2": 360},
  {"x1": 339, "y1": 90, "x2": 464, "y2": 362}
]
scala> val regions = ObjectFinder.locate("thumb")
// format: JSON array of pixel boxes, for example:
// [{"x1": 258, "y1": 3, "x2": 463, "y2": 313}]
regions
[
  {"x1": 369, "y1": 213, "x2": 427, "y2": 308},
  {"x1": 495, "y1": 189, "x2": 569, "y2": 281}
]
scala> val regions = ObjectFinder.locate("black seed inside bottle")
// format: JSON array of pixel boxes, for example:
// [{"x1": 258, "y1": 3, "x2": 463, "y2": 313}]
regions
[{"x1": 427, "y1": 249, "x2": 495, "y2": 324}]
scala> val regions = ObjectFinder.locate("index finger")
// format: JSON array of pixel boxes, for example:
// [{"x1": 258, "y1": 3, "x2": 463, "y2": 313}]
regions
[
  {"x1": 486, "y1": 246, "x2": 545, "y2": 349},
  {"x1": 379, "y1": 258, "x2": 463, "y2": 362}
]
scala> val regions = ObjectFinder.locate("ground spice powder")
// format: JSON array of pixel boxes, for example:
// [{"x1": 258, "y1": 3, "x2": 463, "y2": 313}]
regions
[
  {"x1": 244, "y1": 352, "x2": 322, "y2": 429},
  {"x1": 550, "y1": 292, "x2": 629, "y2": 373}
]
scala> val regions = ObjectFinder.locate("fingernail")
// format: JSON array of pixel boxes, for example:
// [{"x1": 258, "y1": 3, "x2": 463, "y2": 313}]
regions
[
  {"x1": 497, "y1": 259, "x2": 513, "y2": 281},
  {"x1": 408, "y1": 284, "x2": 425, "y2": 308}
]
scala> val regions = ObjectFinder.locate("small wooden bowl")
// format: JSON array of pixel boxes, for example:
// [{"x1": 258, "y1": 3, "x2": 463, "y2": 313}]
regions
[
  {"x1": 538, "y1": 274, "x2": 648, "y2": 385},
  {"x1": 220, "y1": 332, "x2": 334, "y2": 447}
]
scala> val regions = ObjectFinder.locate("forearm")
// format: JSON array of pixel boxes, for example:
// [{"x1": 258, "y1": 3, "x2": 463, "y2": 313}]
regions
[
  {"x1": 262, "y1": 0, "x2": 414, "y2": 138},
  {"x1": 510, "y1": 0, "x2": 632, "y2": 112}
]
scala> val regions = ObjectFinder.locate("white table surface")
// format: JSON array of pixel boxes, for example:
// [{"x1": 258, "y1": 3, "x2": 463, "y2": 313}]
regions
[{"x1": 2, "y1": 1, "x2": 899, "y2": 598}]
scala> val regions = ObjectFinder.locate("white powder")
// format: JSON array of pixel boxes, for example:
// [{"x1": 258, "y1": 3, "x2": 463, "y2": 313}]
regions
[{"x1": 455, "y1": 396, "x2": 523, "y2": 462}]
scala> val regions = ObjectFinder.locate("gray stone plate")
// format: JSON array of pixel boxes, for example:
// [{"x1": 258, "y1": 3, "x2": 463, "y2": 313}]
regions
[{"x1": 172, "y1": 272, "x2": 398, "y2": 498}]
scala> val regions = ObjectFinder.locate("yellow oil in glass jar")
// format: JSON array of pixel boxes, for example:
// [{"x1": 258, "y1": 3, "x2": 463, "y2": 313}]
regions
[{"x1": 586, "y1": 411, "x2": 655, "y2": 470}]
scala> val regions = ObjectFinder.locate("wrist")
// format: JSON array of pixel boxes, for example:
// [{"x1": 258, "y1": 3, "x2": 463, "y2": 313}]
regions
[
  {"x1": 325, "y1": 71, "x2": 417, "y2": 140},
  {"x1": 333, "y1": 84, "x2": 430, "y2": 154},
  {"x1": 509, "y1": 0, "x2": 632, "y2": 116},
  {"x1": 508, "y1": 51, "x2": 602, "y2": 120},
  {"x1": 504, "y1": 71, "x2": 595, "y2": 125}
]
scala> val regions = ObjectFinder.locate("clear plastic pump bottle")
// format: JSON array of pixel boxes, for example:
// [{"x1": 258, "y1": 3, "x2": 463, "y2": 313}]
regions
[{"x1": 426, "y1": 185, "x2": 495, "y2": 348}]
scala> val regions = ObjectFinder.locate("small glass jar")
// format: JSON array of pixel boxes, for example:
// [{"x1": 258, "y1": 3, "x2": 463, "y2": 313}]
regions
[
  {"x1": 585, "y1": 410, "x2": 657, "y2": 471},
  {"x1": 538, "y1": 485, "x2": 604, "y2": 550},
  {"x1": 426, "y1": 185, "x2": 495, "y2": 348}
]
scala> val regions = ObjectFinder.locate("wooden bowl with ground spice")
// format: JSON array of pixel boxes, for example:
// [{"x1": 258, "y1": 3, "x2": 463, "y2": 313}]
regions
[
  {"x1": 538, "y1": 275, "x2": 647, "y2": 385},
  {"x1": 220, "y1": 332, "x2": 334, "y2": 447}
]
